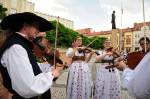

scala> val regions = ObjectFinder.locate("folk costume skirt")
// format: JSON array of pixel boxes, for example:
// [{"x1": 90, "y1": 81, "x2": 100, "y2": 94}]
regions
[
  {"x1": 67, "y1": 61, "x2": 93, "y2": 99},
  {"x1": 94, "y1": 63, "x2": 121, "y2": 99}
]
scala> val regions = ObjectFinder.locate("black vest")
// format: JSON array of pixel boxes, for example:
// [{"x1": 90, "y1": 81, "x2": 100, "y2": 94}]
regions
[{"x1": 0, "y1": 33, "x2": 51, "y2": 99}]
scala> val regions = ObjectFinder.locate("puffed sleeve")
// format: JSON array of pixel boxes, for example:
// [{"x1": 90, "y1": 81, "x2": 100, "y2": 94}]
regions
[{"x1": 66, "y1": 48, "x2": 74, "y2": 57}]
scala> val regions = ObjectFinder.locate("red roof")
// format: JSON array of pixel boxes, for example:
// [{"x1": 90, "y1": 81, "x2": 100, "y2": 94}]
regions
[
  {"x1": 76, "y1": 21, "x2": 150, "y2": 36},
  {"x1": 121, "y1": 27, "x2": 133, "y2": 33},
  {"x1": 133, "y1": 22, "x2": 150, "y2": 31},
  {"x1": 76, "y1": 28, "x2": 92, "y2": 34}
]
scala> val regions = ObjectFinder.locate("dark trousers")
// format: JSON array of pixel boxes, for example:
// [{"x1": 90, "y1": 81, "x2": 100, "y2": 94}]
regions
[
  {"x1": 39, "y1": 90, "x2": 51, "y2": 99},
  {"x1": 12, "y1": 90, "x2": 51, "y2": 99},
  {"x1": 12, "y1": 95, "x2": 38, "y2": 99}
]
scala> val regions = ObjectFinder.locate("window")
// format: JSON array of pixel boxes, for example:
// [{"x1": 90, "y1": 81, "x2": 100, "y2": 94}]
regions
[
  {"x1": 126, "y1": 35, "x2": 131, "y2": 45},
  {"x1": 135, "y1": 41, "x2": 138, "y2": 45}
]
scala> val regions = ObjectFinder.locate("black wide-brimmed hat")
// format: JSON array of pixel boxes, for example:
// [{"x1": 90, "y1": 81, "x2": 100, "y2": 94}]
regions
[{"x1": 0, "y1": 12, "x2": 54, "y2": 32}]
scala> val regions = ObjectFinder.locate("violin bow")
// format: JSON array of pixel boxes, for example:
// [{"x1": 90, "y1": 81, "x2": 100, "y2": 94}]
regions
[
  {"x1": 54, "y1": 16, "x2": 59, "y2": 69},
  {"x1": 85, "y1": 37, "x2": 98, "y2": 48}
]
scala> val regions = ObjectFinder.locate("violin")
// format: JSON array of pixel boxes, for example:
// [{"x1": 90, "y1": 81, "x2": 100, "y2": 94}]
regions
[
  {"x1": 45, "y1": 49, "x2": 63, "y2": 65},
  {"x1": 104, "y1": 47, "x2": 121, "y2": 72},
  {"x1": 106, "y1": 47, "x2": 113, "y2": 52},
  {"x1": 105, "y1": 47, "x2": 120, "y2": 58},
  {"x1": 77, "y1": 45, "x2": 93, "y2": 53},
  {"x1": 32, "y1": 37, "x2": 68, "y2": 69},
  {"x1": 127, "y1": 51, "x2": 145, "y2": 69}
]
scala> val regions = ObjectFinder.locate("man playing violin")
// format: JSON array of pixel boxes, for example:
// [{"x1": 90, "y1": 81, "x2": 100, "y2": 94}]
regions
[
  {"x1": 122, "y1": 37, "x2": 150, "y2": 70},
  {"x1": 115, "y1": 37, "x2": 150, "y2": 99},
  {"x1": 0, "y1": 12, "x2": 61, "y2": 99},
  {"x1": 138, "y1": 37, "x2": 150, "y2": 52}
]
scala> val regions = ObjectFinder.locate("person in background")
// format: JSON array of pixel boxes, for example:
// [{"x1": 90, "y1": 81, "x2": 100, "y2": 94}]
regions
[
  {"x1": 0, "y1": 12, "x2": 61, "y2": 99},
  {"x1": 115, "y1": 37, "x2": 150, "y2": 99},
  {"x1": 138, "y1": 37, "x2": 150, "y2": 52}
]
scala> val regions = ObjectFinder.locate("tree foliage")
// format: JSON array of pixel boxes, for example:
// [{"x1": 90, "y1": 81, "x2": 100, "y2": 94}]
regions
[
  {"x1": 0, "y1": 4, "x2": 7, "y2": 33},
  {"x1": 0, "y1": 5, "x2": 7, "y2": 20},
  {"x1": 81, "y1": 35, "x2": 106, "y2": 49},
  {"x1": 46, "y1": 21, "x2": 78, "y2": 47},
  {"x1": 89, "y1": 36, "x2": 106, "y2": 49},
  {"x1": 46, "y1": 21, "x2": 106, "y2": 49}
]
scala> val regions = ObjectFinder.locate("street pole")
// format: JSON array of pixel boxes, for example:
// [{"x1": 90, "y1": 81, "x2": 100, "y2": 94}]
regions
[
  {"x1": 120, "y1": 0, "x2": 123, "y2": 52},
  {"x1": 142, "y1": 0, "x2": 147, "y2": 52},
  {"x1": 54, "y1": 16, "x2": 59, "y2": 68}
]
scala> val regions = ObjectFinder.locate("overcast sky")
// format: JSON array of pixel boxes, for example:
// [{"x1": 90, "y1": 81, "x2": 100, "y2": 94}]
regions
[{"x1": 28, "y1": 0, "x2": 150, "y2": 31}]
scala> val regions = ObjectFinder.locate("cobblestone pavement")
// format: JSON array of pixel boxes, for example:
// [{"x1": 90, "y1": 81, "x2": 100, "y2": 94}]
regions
[{"x1": 51, "y1": 57, "x2": 135, "y2": 99}]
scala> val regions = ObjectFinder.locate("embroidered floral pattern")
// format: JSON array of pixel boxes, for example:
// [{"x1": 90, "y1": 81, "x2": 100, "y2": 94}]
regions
[{"x1": 67, "y1": 62, "x2": 93, "y2": 99}]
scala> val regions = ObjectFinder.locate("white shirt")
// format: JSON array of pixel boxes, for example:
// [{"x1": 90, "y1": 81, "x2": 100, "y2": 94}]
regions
[
  {"x1": 97, "y1": 50, "x2": 113, "y2": 61},
  {"x1": 38, "y1": 63, "x2": 52, "y2": 73},
  {"x1": 123, "y1": 52, "x2": 150, "y2": 99},
  {"x1": 66, "y1": 48, "x2": 84, "y2": 57},
  {"x1": 1, "y1": 44, "x2": 54, "y2": 98}
]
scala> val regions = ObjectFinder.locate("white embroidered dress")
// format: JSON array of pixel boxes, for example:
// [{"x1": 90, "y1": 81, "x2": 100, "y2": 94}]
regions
[
  {"x1": 94, "y1": 50, "x2": 121, "y2": 99},
  {"x1": 66, "y1": 48, "x2": 93, "y2": 99}
]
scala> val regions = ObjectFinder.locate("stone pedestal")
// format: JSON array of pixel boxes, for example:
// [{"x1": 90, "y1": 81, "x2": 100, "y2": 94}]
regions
[{"x1": 111, "y1": 29, "x2": 118, "y2": 51}]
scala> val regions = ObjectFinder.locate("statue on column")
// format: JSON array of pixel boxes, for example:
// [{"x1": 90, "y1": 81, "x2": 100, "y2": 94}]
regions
[{"x1": 111, "y1": 11, "x2": 116, "y2": 29}]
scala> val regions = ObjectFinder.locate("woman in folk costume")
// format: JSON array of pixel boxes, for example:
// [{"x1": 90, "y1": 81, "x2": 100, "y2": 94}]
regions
[
  {"x1": 94, "y1": 39, "x2": 121, "y2": 99},
  {"x1": 66, "y1": 36, "x2": 94, "y2": 99}
]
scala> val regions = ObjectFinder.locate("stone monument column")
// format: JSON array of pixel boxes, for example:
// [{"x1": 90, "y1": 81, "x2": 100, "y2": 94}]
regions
[
  {"x1": 111, "y1": 29, "x2": 119, "y2": 51},
  {"x1": 111, "y1": 11, "x2": 119, "y2": 51}
]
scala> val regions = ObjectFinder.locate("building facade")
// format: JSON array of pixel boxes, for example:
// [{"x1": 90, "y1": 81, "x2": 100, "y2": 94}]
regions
[
  {"x1": 77, "y1": 22, "x2": 150, "y2": 52},
  {"x1": 77, "y1": 28, "x2": 120, "y2": 49},
  {"x1": 0, "y1": 0, "x2": 34, "y2": 14},
  {"x1": 35, "y1": 12, "x2": 74, "y2": 29},
  {"x1": 0, "y1": 0, "x2": 74, "y2": 29},
  {"x1": 124, "y1": 31, "x2": 133, "y2": 52},
  {"x1": 133, "y1": 23, "x2": 150, "y2": 51}
]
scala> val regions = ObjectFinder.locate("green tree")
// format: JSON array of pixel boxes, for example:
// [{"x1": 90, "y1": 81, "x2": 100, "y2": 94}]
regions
[
  {"x1": 82, "y1": 35, "x2": 106, "y2": 49},
  {"x1": 46, "y1": 21, "x2": 106, "y2": 49},
  {"x1": 46, "y1": 21, "x2": 78, "y2": 47},
  {"x1": 0, "y1": 5, "x2": 7, "y2": 20},
  {"x1": 90, "y1": 36, "x2": 106, "y2": 49},
  {"x1": 0, "y1": 4, "x2": 7, "y2": 33},
  {"x1": 81, "y1": 35, "x2": 91, "y2": 45}
]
